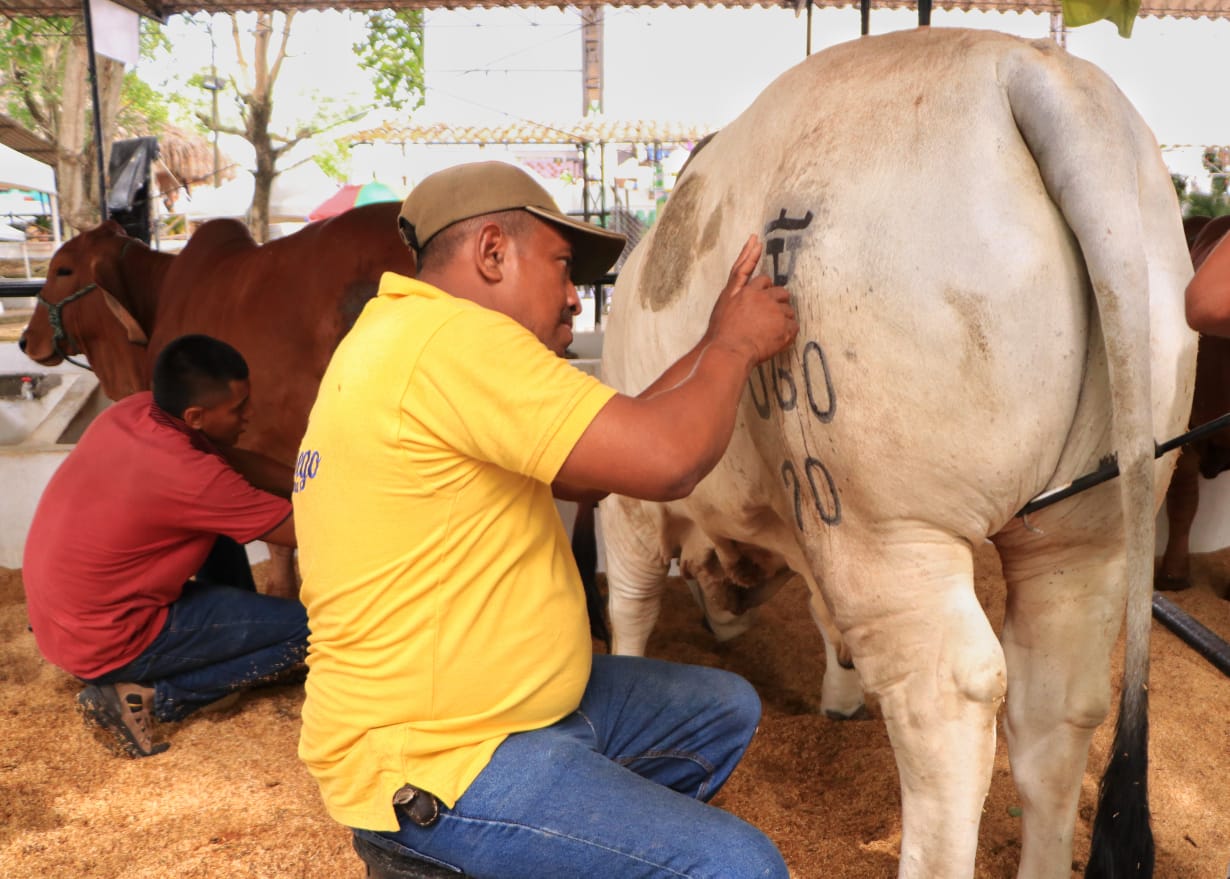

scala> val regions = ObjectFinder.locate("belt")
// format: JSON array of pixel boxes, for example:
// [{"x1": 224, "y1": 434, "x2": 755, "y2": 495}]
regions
[{"x1": 393, "y1": 784, "x2": 442, "y2": 828}]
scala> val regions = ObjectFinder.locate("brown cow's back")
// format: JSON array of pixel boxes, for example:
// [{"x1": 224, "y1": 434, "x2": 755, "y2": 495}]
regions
[{"x1": 146, "y1": 202, "x2": 416, "y2": 464}]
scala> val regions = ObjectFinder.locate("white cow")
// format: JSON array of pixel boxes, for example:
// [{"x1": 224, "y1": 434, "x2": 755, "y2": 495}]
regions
[{"x1": 599, "y1": 28, "x2": 1196, "y2": 879}]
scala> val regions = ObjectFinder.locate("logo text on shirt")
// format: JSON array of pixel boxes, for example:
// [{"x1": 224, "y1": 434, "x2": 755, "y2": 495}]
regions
[{"x1": 294, "y1": 449, "x2": 321, "y2": 494}]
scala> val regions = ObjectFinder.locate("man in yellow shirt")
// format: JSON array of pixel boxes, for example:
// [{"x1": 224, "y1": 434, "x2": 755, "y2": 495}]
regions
[{"x1": 293, "y1": 161, "x2": 798, "y2": 878}]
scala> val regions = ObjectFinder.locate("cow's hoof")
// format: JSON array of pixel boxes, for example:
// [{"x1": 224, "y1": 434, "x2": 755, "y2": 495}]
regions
[
  {"x1": 824, "y1": 704, "x2": 871, "y2": 721},
  {"x1": 1154, "y1": 574, "x2": 1193, "y2": 592}
]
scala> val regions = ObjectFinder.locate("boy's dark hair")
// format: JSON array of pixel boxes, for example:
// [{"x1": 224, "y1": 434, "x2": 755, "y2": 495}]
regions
[{"x1": 152, "y1": 335, "x2": 249, "y2": 418}]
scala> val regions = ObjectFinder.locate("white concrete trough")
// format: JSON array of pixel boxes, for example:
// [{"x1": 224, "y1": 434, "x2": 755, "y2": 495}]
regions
[{"x1": 0, "y1": 344, "x2": 109, "y2": 568}]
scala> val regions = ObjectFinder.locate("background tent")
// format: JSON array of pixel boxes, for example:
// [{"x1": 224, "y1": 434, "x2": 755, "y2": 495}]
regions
[
  {"x1": 0, "y1": 144, "x2": 58, "y2": 277},
  {"x1": 179, "y1": 162, "x2": 335, "y2": 227},
  {"x1": 0, "y1": 144, "x2": 54, "y2": 195},
  {"x1": 308, "y1": 181, "x2": 400, "y2": 221},
  {"x1": 0, "y1": 143, "x2": 59, "y2": 255}
]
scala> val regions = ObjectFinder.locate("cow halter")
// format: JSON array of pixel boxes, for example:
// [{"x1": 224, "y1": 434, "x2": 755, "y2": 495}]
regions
[
  {"x1": 36, "y1": 281, "x2": 97, "y2": 371},
  {"x1": 36, "y1": 238, "x2": 141, "y2": 372}
]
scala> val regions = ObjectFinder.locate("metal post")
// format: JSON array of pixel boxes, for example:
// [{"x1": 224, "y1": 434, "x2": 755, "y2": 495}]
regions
[
  {"x1": 860, "y1": 0, "x2": 870, "y2": 36},
  {"x1": 580, "y1": 7, "x2": 603, "y2": 116},
  {"x1": 806, "y1": 0, "x2": 813, "y2": 55},
  {"x1": 80, "y1": 0, "x2": 108, "y2": 219},
  {"x1": 580, "y1": 143, "x2": 590, "y2": 221},
  {"x1": 208, "y1": 18, "x2": 221, "y2": 186},
  {"x1": 1049, "y1": 11, "x2": 1068, "y2": 47}
]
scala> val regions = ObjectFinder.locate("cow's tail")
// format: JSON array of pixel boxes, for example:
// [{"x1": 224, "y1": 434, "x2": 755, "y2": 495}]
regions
[{"x1": 1003, "y1": 42, "x2": 1157, "y2": 878}]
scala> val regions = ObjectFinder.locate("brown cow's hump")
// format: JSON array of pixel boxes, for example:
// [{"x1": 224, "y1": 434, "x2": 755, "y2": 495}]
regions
[{"x1": 186, "y1": 218, "x2": 257, "y2": 254}]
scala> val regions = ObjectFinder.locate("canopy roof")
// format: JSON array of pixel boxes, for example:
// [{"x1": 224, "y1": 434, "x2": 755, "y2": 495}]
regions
[
  {"x1": 0, "y1": 143, "x2": 55, "y2": 193},
  {"x1": 355, "y1": 117, "x2": 714, "y2": 147},
  {"x1": 1, "y1": 0, "x2": 1227, "y2": 22},
  {"x1": 0, "y1": 114, "x2": 56, "y2": 167}
]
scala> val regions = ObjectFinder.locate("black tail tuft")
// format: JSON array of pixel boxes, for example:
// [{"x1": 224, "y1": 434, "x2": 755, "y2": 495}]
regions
[{"x1": 1085, "y1": 685, "x2": 1153, "y2": 878}]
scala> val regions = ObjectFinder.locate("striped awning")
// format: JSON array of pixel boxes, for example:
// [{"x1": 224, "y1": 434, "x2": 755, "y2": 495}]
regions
[
  {"x1": 352, "y1": 117, "x2": 715, "y2": 147},
  {"x1": 1, "y1": 0, "x2": 1227, "y2": 23}
]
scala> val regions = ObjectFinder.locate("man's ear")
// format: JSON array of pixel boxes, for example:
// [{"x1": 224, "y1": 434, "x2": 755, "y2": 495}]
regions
[
  {"x1": 182, "y1": 404, "x2": 206, "y2": 430},
  {"x1": 476, "y1": 222, "x2": 506, "y2": 283}
]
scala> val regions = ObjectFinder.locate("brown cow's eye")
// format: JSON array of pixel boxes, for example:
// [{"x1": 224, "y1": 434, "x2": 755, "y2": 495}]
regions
[{"x1": 56, "y1": 267, "x2": 71, "y2": 276}]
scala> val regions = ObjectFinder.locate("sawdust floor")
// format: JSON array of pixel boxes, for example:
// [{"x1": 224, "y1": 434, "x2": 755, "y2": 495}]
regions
[{"x1": 1, "y1": 544, "x2": 1227, "y2": 878}]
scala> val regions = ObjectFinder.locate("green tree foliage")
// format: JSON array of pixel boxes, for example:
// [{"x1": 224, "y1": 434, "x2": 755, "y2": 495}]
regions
[
  {"x1": 0, "y1": 16, "x2": 77, "y2": 131},
  {"x1": 0, "y1": 15, "x2": 175, "y2": 230},
  {"x1": 1174, "y1": 148, "x2": 1230, "y2": 219},
  {"x1": 354, "y1": 10, "x2": 426, "y2": 113}
]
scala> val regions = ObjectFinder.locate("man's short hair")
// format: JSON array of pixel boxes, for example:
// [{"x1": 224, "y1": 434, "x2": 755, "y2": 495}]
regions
[
  {"x1": 152, "y1": 335, "x2": 249, "y2": 418},
  {"x1": 416, "y1": 209, "x2": 535, "y2": 274}
]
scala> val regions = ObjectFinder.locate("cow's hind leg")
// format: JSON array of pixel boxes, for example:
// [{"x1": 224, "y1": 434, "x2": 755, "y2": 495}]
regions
[
  {"x1": 819, "y1": 529, "x2": 1005, "y2": 879},
  {"x1": 1156, "y1": 448, "x2": 1199, "y2": 591},
  {"x1": 602, "y1": 497, "x2": 670, "y2": 656},
  {"x1": 993, "y1": 522, "x2": 1124, "y2": 879},
  {"x1": 803, "y1": 584, "x2": 865, "y2": 719},
  {"x1": 264, "y1": 544, "x2": 299, "y2": 600}
]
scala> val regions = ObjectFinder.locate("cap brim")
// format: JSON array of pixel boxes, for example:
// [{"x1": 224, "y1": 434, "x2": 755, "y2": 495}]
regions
[{"x1": 526, "y1": 206, "x2": 627, "y2": 284}]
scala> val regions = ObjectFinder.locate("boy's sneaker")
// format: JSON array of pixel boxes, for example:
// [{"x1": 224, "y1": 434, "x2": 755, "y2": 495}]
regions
[{"x1": 77, "y1": 683, "x2": 169, "y2": 758}]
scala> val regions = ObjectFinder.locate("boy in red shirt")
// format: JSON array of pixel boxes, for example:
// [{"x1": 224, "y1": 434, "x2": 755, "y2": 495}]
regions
[{"x1": 23, "y1": 334, "x2": 307, "y2": 757}]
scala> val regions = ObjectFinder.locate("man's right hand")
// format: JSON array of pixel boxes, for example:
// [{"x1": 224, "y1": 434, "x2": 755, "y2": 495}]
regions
[
  {"x1": 704, "y1": 235, "x2": 799, "y2": 366},
  {"x1": 558, "y1": 234, "x2": 805, "y2": 503}
]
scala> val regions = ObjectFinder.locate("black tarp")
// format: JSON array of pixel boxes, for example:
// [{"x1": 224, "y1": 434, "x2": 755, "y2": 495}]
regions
[{"x1": 107, "y1": 136, "x2": 159, "y2": 244}]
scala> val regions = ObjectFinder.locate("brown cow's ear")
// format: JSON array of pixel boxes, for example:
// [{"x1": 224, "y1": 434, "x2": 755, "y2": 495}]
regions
[{"x1": 102, "y1": 290, "x2": 149, "y2": 345}]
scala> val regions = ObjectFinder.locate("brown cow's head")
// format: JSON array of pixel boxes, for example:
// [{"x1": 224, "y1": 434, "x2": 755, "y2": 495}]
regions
[{"x1": 19, "y1": 221, "x2": 153, "y2": 400}]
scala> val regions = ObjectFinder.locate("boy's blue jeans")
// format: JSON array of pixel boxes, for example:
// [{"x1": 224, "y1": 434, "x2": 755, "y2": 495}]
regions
[
  {"x1": 355, "y1": 654, "x2": 789, "y2": 879},
  {"x1": 86, "y1": 578, "x2": 309, "y2": 722}
]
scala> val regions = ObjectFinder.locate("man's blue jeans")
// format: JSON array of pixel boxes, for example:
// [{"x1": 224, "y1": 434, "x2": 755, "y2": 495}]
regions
[
  {"x1": 87, "y1": 579, "x2": 309, "y2": 723},
  {"x1": 355, "y1": 654, "x2": 789, "y2": 879}
]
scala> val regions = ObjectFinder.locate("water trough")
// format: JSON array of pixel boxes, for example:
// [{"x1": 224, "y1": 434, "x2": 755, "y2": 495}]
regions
[{"x1": 0, "y1": 343, "x2": 110, "y2": 568}]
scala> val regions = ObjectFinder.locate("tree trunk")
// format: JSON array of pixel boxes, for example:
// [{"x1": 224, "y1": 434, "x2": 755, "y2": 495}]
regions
[
  {"x1": 58, "y1": 35, "x2": 93, "y2": 233},
  {"x1": 233, "y1": 11, "x2": 293, "y2": 244},
  {"x1": 55, "y1": 37, "x2": 130, "y2": 234}
]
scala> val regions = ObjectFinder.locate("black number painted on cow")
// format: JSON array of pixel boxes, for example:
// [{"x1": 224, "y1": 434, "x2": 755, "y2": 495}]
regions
[
  {"x1": 749, "y1": 339, "x2": 833, "y2": 423},
  {"x1": 750, "y1": 362, "x2": 773, "y2": 419},
  {"x1": 764, "y1": 209, "x2": 815, "y2": 287},
  {"x1": 750, "y1": 360, "x2": 798, "y2": 419},
  {"x1": 802, "y1": 340, "x2": 835, "y2": 423},
  {"x1": 782, "y1": 457, "x2": 842, "y2": 529}
]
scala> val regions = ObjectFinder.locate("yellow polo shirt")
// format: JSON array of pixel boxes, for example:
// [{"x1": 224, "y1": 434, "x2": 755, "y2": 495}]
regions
[{"x1": 292, "y1": 272, "x2": 616, "y2": 832}]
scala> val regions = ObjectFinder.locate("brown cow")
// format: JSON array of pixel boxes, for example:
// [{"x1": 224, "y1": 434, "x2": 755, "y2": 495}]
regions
[
  {"x1": 20, "y1": 203, "x2": 418, "y2": 595},
  {"x1": 1157, "y1": 213, "x2": 1230, "y2": 592}
]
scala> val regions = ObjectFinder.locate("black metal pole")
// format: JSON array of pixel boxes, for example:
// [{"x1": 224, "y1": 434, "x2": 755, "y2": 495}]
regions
[
  {"x1": 860, "y1": 0, "x2": 870, "y2": 35},
  {"x1": 1017, "y1": 409, "x2": 1230, "y2": 517},
  {"x1": 81, "y1": 0, "x2": 108, "y2": 221},
  {"x1": 806, "y1": 0, "x2": 813, "y2": 55}
]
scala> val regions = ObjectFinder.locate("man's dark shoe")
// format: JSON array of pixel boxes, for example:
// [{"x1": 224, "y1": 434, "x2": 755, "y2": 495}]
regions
[
  {"x1": 77, "y1": 683, "x2": 169, "y2": 758},
  {"x1": 352, "y1": 833, "x2": 465, "y2": 878}
]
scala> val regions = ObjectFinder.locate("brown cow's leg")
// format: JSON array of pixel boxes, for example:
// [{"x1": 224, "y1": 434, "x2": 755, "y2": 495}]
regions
[
  {"x1": 264, "y1": 544, "x2": 299, "y2": 600},
  {"x1": 1157, "y1": 448, "x2": 1200, "y2": 591}
]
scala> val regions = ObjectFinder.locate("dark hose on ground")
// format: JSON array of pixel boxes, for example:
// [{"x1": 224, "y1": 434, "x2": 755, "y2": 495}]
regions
[{"x1": 1151, "y1": 593, "x2": 1230, "y2": 678}]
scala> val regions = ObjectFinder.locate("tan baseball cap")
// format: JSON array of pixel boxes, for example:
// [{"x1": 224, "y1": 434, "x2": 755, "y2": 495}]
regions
[{"x1": 398, "y1": 161, "x2": 627, "y2": 284}]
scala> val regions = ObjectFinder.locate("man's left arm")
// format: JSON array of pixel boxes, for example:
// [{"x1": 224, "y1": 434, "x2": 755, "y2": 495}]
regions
[
  {"x1": 220, "y1": 446, "x2": 295, "y2": 498},
  {"x1": 1187, "y1": 234, "x2": 1230, "y2": 335}
]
